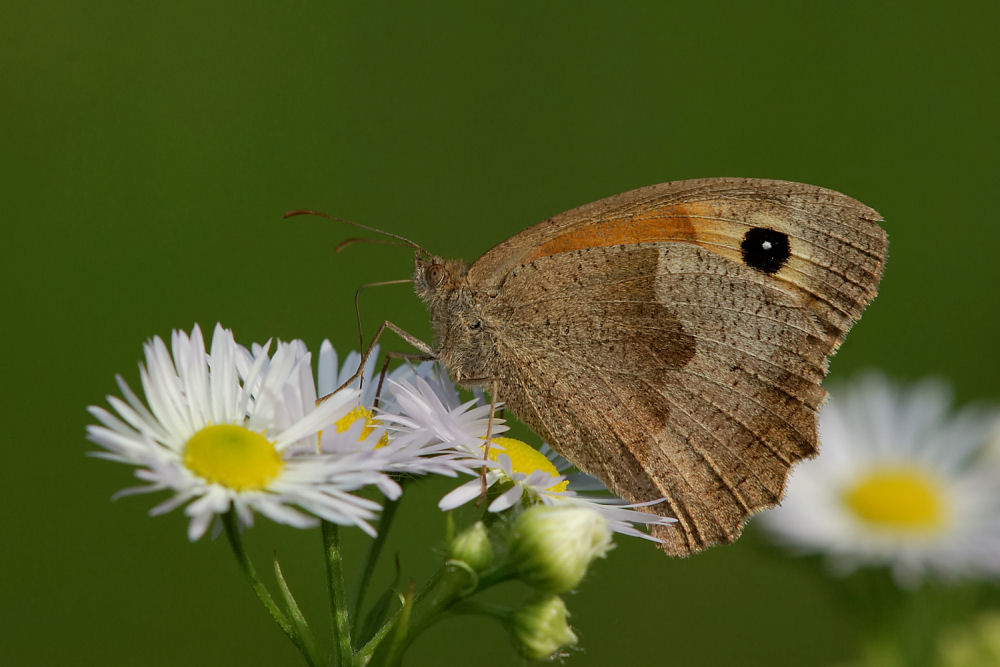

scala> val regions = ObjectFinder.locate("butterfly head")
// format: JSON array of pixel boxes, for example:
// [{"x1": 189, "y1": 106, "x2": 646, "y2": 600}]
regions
[
  {"x1": 413, "y1": 253, "x2": 498, "y2": 385},
  {"x1": 413, "y1": 254, "x2": 469, "y2": 301}
]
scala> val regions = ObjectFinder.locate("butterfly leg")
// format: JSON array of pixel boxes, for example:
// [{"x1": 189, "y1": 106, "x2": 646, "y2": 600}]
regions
[
  {"x1": 319, "y1": 321, "x2": 436, "y2": 403},
  {"x1": 478, "y1": 378, "x2": 500, "y2": 505},
  {"x1": 372, "y1": 350, "x2": 436, "y2": 409},
  {"x1": 448, "y1": 376, "x2": 503, "y2": 505}
]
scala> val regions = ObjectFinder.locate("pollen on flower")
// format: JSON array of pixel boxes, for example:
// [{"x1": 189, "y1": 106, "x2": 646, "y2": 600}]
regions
[
  {"x1": 183, "y1": 424, "x2": 284, "y2": 491},
  {"x1": 335, "y1": 405, "x2": 390, "y2": 448},
  {"x1": 486, "y1": 437, "x2": 568, "y2": 493},
  {"x1": 843, "y1": 467, "x2": 945, "y2": 532}
]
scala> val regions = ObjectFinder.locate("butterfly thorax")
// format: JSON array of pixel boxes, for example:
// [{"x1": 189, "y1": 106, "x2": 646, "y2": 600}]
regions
[{"x1": 414, "y1": 255, "x2": 502, "y2": 386}]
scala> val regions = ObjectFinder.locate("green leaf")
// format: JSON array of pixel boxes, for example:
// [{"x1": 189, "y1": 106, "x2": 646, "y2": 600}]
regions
[
  {"x1": 357, "y1": 568, "x2": 402, "y2": 647},
  {"x1": 369, "y1": 582, "x2": 414, "y2": 667},
  {"x1": 273, "y1": 554, "x2": 321, "y2": 667}
]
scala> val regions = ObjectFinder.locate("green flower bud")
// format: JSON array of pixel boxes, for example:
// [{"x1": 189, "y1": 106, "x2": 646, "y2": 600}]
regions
[
  {"x1": 939, "y1": 611, "x2": 1000, "y2": 667},
  {"x1": 448, "y1": 520, "x2": 494, "y2": 572},
  {"x1": 511, "y1": 595, "x2": 578, "y2": 661},
  {"x1": 509, "y1": 504, "x2": 612, "y2": 593}
]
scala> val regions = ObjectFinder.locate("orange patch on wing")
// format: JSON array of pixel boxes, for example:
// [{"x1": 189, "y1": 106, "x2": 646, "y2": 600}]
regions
[{"x1": 525, "y1": 201, "x2": 732, "y2": 261}]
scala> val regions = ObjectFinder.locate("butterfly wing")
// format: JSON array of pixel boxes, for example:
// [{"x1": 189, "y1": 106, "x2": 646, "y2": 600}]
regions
[{"x1": 470, "y1": 178, "x2": 886, "y2": 555}]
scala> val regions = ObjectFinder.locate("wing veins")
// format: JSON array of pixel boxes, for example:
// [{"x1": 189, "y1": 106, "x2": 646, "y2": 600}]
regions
[
  {"x1": 506, "y1": 346, "x2": 699, "y2": 547},
  {"x1": 545, "y1": 346, "x2": 759, "y2": 521},
  {"x1": 513, "y1": 295, "x2": 824, "y2": 341}
]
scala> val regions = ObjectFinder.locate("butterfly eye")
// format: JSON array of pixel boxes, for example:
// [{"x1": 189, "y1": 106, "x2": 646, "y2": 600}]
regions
[{"x1": 425, "y1": 263, "x2": 446, "y2": 287}]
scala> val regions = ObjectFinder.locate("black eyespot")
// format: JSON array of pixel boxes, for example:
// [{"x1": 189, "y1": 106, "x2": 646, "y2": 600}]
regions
[
  {"x1": 740, "y1": 227, "x2": 790, "y2": 274},
  {"x1": 468, "y1": 320, "x2": 482, "y2": 331}
]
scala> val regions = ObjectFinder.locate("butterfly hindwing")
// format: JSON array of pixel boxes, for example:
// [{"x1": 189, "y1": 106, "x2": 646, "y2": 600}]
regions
[{"x1": 486, "y1": 243, "x2": 833, "y2": 554}]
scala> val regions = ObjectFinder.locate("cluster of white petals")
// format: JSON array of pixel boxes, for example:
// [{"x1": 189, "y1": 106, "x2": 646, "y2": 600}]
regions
[{"x1": 88, "y1": 325, "x2": 400, "y2": 539}]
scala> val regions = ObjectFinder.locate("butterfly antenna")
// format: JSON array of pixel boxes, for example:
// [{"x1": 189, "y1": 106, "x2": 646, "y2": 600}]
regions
[
  {"x1": 334, "y1": 237, "x2": 415, "y2": 253},
  {"x1": 284, "y1": 209, "x2": 430, "y2": 257}
]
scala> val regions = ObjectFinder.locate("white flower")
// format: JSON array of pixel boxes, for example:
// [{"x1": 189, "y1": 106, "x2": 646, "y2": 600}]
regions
[
  {"x1": 374, "y1": 374, "x2": 502, "y2": 474},
  {"x1": 313, "y1": 341, "x2": 391, "y2": 456},
  {"x1": 758, "y1": 373, "x2": 1000, "y2": 586},
  {"x1": 382, "y1": 359, "x2": 466, "y2": 413},
  {"x1": 439, "y1": 436, "x2": 674, "y2": 541},
  {"x1": 314, "y1": 347, "x2": 478, "y2": 479},
  {"x1": 86, "y1": 324, "x2": 402, "y2": 540},
  {"x1": 316, "y1": 341, "x2": 383, "y2": 405}
]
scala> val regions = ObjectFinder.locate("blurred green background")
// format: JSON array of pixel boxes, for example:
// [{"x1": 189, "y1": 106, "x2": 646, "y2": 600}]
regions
[{"x1": 4, "y1": 2, "x2": 999, "y2": 665}]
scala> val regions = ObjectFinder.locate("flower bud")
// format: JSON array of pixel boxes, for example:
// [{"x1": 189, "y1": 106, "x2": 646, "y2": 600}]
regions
[
  {"x1": 939, "y1": 611, "x2": 1000, "y2": 666},
  {"x1": 448, "y1": 521, "x2": 494, "y2": 572},
  {"x1": 511, "y1": 595, "x2": 578, "y2": 661},
  {"x1": 509, "y1": 504, "x2": 612, "y2": 592}
]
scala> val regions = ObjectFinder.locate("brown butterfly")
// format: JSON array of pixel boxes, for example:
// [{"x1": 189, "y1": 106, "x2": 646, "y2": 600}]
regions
[{"x1": 300, "y1": 177, "x2": 887, "y2": 556}]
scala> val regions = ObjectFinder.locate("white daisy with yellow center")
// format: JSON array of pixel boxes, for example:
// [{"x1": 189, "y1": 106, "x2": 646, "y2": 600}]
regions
[
  {"x1": 438, "y1": 436, "x2": 568, "y2": 511},
  {"x1": 759, "y1": 373, "x2": 1000, "y2": 586},
  {"x1": 87, "y1": 324, "x2": 403, "y2": 540},
  {"x1": 314, "y1": 345, "x2": 477, "y2": 478}
]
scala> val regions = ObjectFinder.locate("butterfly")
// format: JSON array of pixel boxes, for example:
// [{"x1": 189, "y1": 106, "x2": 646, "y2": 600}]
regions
[
  {"x1": 295, "y1": 177, "x2": 887, "y2": 556},
  {"x1": 410, "y1": 178, "x2": 886, "y2": 556}
]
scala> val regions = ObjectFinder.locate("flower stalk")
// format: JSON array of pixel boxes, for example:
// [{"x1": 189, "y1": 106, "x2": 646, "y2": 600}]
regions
[{"x1": 322, "y1": 520, "x2": 354, "y2": 666}]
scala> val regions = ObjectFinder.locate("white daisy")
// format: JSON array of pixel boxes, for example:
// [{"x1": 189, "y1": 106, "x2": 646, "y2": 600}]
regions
[
  {"x1": 313, "y1": 341, "x2": 391, "y2": 456},
  {"x1": 86, "y1": 324, "x2": 402, "y2": 540},
  {"x1": 438, "y1": 436, "x2": 673, "y2": 541},
  {"x1": 380, "y1": 359, "x2": 467, "y2": 414},
  {"x1": 375, "y1": 374, "x2": 503, "y2": 474},
  {"x1": 314, "y1": 346, "x2": 477, "y2": 478},
  {"x1": 758, "y1": 372, "x2": 1000, "y2": 586}
]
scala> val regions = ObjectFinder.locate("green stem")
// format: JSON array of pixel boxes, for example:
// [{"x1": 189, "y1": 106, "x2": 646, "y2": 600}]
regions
[
  {"x1": 403, "y1": 561, "x2": 514, "y2": 648},
  {"x1": 472, "y1": 564, "x2": 516, "y2": 592},
  {"x1": 448, "y1": 599, "x2": 511, "y2": 622},
  {"x1": 352, "y1": 496, "x2": 400, "y2": 636},
  {"x1": 224, "y1": 512, "x2": 317, "y2": 664},
  {"x1": 360, "y1": 558, "x2": 516, "y2": 663},
  {"x1": 322, "y1": 521, "x2": 354, "y2": 666}
]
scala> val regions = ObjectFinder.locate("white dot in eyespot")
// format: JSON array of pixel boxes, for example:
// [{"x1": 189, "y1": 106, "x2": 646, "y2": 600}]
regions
[{"x1": 761, "y1": 240, "x2": 773, "y2": 250}]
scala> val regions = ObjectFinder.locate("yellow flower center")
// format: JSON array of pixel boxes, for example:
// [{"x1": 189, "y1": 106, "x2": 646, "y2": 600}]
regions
[
  {"x1": 843, "y1": 467, "x2": 945, "y2": 532},
  {"x1": 485, "y1": 437, "x2": 568, "y2": 493},
  {"x1": 334, "y1": 405, "x2": 389, "y2": 448},
  {"x1": 183, "y1": 424, "x2": 284, "y2": 491}
]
